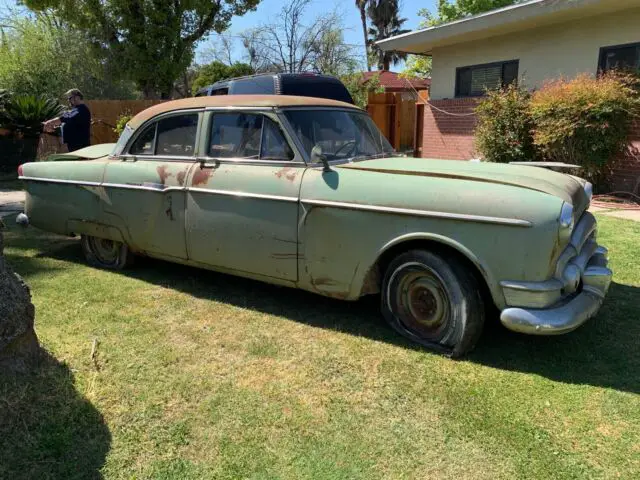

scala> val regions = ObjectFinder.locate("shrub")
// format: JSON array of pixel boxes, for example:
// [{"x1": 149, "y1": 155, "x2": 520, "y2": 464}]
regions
[
  {"x1": 475, "y1": 83, "x2": 537, "y2": 164},
  {"x1": 530, "y1": 73, "x2": 640, "y2": 185},
  {"x1": 1, "y1": 94, "x2": 64, "y2": 137},
  {"x1": 114, "y1": 112, "x2": 133, "y2": 136}
]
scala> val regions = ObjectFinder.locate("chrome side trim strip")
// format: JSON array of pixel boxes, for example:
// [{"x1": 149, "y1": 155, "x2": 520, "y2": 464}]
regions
[
  {"x1": 188, "y1": 187, "x2": 298, "y2": 202},
  {"x1": 19, "y1": 176, "x2": 102, "y2": 187},
  {"x1": 102, "y1": 182, "x2": 185, "y2": 193},
  {"x1": 300, "y1": 199, "x2": 532, "y2": 227}
]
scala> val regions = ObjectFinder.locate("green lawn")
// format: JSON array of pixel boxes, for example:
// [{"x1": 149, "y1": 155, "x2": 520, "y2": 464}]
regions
[{"x1": 1, "y1": 215, "x2": 639, "y2": 479}]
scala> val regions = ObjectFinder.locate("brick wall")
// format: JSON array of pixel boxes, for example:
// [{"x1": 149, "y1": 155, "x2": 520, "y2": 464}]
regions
[
  {"x1": 612, "y1": 120, "x2": 640, "y2": 193},
  {"x1": 420, "y1": 98, "x2": 479, "y2": 160},
  {"x1": 420, "y1": 98, "x2": 640, "y2": 193}
]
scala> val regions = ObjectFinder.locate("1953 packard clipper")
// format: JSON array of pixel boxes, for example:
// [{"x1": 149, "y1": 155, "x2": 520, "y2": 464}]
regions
[{"x1": 17, "y1": 95, "x2": 612, "y2": 356}]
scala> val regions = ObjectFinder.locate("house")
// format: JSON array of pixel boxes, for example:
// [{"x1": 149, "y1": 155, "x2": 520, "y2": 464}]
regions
[
  {"x1": 377, "y1": 0, "x2": 640, "y2": 192},
  {"x1": 362, "y1": 70, "x2": 430, "y2": 94}
]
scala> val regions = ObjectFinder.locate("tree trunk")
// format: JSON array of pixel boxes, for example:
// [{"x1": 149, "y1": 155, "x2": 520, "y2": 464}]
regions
[
  {"x1": 360, "y1": 6, "x2": 371, "y2": 72},
  {"x1": 382, "y1": 53, "x2": 390, "y2": 71},
  {"x1": 0, "y1": 228, "x2": 39, "y2": 372}
]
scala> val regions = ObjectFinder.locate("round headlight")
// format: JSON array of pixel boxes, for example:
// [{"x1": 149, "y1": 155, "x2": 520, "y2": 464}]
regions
[
  {"x1": 559, "y1": 202, "x2": 574, "y2": 229},
  {"x1": 584, "y1": 182, "x2": 593, "y2": 204}
]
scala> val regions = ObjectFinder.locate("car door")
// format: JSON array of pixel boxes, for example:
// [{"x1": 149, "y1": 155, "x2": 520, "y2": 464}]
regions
[
  {"x1": 102, "y1": 110, "x2": 202, "y2": 259},
  {"x1": 185, "y1": 109, "x2": 304, "y2": 282}
]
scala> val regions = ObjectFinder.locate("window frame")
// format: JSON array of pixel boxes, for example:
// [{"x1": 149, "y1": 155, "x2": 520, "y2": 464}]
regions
[
  {"x1": 123, "y1": 109, "x2": 204, "y2": 161},
  {"x1": 201, "y1": 109, "x2": 303, "y2": 166},
  {"x1": 454, "y1": 59, "x2": 519, "y2": 98},
  {"x1": 598, "y1": 41, "x2": 640, "y2": 73}
]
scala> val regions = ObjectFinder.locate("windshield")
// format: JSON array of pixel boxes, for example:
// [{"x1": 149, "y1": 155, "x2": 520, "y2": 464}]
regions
[
  {"x1": 111, "y1": 124, "x2": 135, "y2": 156},
  {"x1": 283, "y1": 109, "x2": 394, "y2": 162}
]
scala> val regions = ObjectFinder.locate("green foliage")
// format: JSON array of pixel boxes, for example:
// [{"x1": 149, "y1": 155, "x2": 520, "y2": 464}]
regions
[
  {"x1": 1, "y1": 93, "x2": 64, "y2": 136},
  {"x1": 191, "y1": 61, "x2": 255, "y2": 95},
  {"x1": 114, "y1": 113, "x2": 133, "y2": 136},
  {"x1": 475, "y1": 73, "x2": 640, "y2": 188},
  {"x1": 340, "y1": 72, "x2": 384, "y2": 109},
  {"x1": 475, "y1": 83, "x2": 536, "y2": 164},
  {"x1": 22, "y1": 0, "x2": 261, "y2": 99},
  {"x1": 529, "y1": 73, "x2": 640, "y2": 183},
  {"x1": 367, "y1": 0, "x2": 410, "y2": 70},
  {"x1": 422, "y1": 0, "x2": 519, "y2": 25},
  {"x1": 401, "y1": 55, "x2": 432, "y2": 79},
  {"x1": 0, "y1": 16, "x2": 137, "y2": 100}
]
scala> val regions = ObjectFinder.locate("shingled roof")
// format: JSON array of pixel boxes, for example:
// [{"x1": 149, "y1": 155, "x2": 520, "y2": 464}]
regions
[{"x1": 362, "y1": 71, "x2": 430, "y2": 92}]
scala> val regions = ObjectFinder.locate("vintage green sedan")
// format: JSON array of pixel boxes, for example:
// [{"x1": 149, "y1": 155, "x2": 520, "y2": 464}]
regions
[{"x1": 17, "y1": 95, "x2": 612, "y2": 356}]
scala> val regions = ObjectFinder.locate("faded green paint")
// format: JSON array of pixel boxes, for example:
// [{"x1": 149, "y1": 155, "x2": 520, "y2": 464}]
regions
[{"x1": 20, "y1": 104, "x2": 590, "y2": 312}]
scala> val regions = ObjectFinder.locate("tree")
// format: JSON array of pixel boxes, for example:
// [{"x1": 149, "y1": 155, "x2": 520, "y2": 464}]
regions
[
  {"x1": 239, "y1": 0, "x2": 358, "y2": 74},
  {"x1": 0, "y1": 13, "x2": 136, "y2": 99},
  {"x1": 21, "y1": 0, "x2": 261, "y2": 99},
  {"x1": 367, "y1": 0, "x2": 410, "y2": 71},
  {"x1": 401, "y1": 55, "x2": 432, "y2": 79},
  {"x1": 340, "y1": 72, "x2": 384, "y2": 108},
  {"x1": 355, "y1": 1, "x2": 371, "y2": 71},
  {"x1": 424, "y1": 1, "x2": 519, "y2": 26},
  {"x1": 191, "y1": 61, "x2": 255, "y2": 95}
]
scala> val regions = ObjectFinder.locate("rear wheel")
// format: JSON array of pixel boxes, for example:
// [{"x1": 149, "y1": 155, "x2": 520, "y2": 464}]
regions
[
  {"x1": 381, "y1": 249, "x2": 485, "y2": 357},
  {"x1": 81, "y1": 235, "x2": 132, "y2": 270}
]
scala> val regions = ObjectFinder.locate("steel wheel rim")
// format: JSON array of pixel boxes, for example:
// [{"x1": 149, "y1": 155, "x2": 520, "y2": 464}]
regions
[
  {"x1": 89, "y1": 237, "x2": 120, "y2": 265},
  {"x1": 393, "y1": 266, "x2": 451, "y2": 340}
]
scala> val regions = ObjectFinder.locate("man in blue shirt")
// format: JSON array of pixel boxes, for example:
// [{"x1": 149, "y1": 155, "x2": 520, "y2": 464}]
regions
[{"x1": 43, "y1": 89, "x2": 91, "y2": 151}]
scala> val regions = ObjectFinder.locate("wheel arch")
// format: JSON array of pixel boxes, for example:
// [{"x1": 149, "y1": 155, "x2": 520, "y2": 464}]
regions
[{"x1": 357, "y1": 233, "x2": 504, "y2": 308}]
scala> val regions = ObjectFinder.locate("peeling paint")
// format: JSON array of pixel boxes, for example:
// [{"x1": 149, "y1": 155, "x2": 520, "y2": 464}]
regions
[
  {"x1": 192, "y1": 168, "x2": 213, "y2": 186},
  {"x1": 176, "y1": 171, "x2": 186, "y2": 186},
  {"x1": 157, "y1": 165, "x2": 173, "y2": 184},
  {"x1": 165, "y1": 195, "x2": 174, "y2": 221},
  {"x1": 275, "y1": 167, "x2": 297, "y2": 182}
]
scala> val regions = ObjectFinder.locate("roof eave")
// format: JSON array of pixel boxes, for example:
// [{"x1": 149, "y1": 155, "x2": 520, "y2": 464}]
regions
[{"x1": 376, "y1": 0, "x2": 636, "y2": 53}]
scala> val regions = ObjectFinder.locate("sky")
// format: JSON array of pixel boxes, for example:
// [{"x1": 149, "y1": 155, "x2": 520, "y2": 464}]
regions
[{"x1": 0, "y1": 0, "x2": 438, "y2": 71}]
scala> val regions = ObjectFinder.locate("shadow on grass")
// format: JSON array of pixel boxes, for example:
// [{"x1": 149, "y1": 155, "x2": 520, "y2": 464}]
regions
[
  {"x1": 0, "y1": 351, "x2": 111, "y2": 480},
  {"x1": 9, "y1": 231, "x2": 640, "y2": 396}
]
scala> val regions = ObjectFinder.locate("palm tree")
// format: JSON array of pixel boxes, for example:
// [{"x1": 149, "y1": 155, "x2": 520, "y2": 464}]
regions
[
  {"x1": 367, "y1": 0, "x2": 410, "y2": 71},
  {"x1": 355, "y1": 0, "x2": 371, "y2": 71}
]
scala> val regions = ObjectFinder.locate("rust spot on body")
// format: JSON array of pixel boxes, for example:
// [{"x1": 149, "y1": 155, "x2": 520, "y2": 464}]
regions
[
  {"x1": 157, "y1": 165, "x2": 173, "y2": 184},
  {"x1": 275, "y1": 167, "x2": 297, "y2": 182},
  {"x1": 192, "y1": 168, "x2": 213, "y2": 186},
  {"x1": 177, "y1": 170, "x2": 187, "y2": 186}
]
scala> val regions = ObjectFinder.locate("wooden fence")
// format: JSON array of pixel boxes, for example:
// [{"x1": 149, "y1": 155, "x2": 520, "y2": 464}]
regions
[
  {"x1": 367, "y1": 90, "x2": 428, "y2": 155},
  {"x1": 37, "y1": 92, "x2": 430, "y2": 159},
  {"x1": 37, "y1": 99, "x2": 165, "y2": 158}
]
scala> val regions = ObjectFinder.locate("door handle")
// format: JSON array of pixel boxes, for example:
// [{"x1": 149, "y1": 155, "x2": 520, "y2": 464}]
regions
[{"x1": 198, "y1": 158, "x2": 220, "y2": 169}]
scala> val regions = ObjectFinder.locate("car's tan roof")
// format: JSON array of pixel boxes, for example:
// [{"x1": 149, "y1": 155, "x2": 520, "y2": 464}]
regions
[{"x1": 129, "y1": 95, "x2": 359, "y2": 128}]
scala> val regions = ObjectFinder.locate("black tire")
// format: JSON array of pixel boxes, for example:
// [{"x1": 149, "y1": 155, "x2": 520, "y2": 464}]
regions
[
  {"x1": 80, "y1": 235, "x2": 133, "y2": 270},
  {"x1": 381, "y1": 249, "x2": 485, "y2": 358}
]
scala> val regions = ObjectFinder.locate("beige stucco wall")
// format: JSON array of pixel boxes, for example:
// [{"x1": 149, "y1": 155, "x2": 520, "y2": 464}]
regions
[{"x1": 430, "y1": 8, "x2": 640, "y2": 100}]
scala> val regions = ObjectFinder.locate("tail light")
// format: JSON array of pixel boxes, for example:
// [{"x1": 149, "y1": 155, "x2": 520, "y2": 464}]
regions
[{"x1": 17, "y1": 164, "x2": 23, "y2": 177}]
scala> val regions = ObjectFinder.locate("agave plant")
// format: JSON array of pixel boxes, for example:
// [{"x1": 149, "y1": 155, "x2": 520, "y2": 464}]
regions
[{"x1": 2, "y1": 94, "x2": 64, "y2": 136}]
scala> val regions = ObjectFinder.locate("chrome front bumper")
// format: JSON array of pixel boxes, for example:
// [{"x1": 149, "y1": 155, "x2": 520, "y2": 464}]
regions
[
  {"x1": 500, "y1": 264, "x2": 612, "y2": 335},
  {"x1": 500, "y1": 211, "x2": 613, "y2": 335}
]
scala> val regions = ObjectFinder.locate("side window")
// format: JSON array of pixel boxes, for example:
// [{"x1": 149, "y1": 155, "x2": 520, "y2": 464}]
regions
[
  {"x1": 156, "y1": 114, "x2": 198, "y2": 156},
  {"x1": 209, "y1": 113, "x2": 294, "y2": 161},
  {"x1": 209, "y1": 113, "x2": 263, "y2": 158},
  {"x1": 261, "y1": 118, "x2": 294, "y2": 160},
  {"x1": 129, "y1": 123, "x2": 156, "y2": 155}
]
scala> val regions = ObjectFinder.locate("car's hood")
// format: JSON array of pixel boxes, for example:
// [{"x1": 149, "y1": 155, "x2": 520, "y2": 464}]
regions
[
  {"x1": 339, "y1": 157, "x2": 589, "y2": 211},
  {"x1": 47, "y1": 143, "x2": 115, "y2": 161}
]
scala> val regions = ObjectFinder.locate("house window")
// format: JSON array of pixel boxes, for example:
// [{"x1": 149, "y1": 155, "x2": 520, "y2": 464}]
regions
[
  {"x1": 599, "y1": 42, "x2": 640, "y2": 73},
  {"x1": 455, "y1": 60, "x2": 519, "y2": 97}
]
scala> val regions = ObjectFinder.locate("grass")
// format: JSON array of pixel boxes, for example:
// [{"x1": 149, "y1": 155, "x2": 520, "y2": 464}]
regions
[{"x1": 1, "y1": 214, "x2": 639, "y2": 479}]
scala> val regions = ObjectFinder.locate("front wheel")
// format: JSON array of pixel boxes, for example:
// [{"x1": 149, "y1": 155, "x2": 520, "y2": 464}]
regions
[
  {"x1": 80, "y1": 235, "x2": 133, "y2": 270},
  {"x1": 381, "y1": 249, "x2": 485, "y2": 357}
]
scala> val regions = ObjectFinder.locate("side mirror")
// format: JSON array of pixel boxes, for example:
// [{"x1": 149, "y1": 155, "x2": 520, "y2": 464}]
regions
[{"x1": 311, "y1": 145, "x2": 331, "y2": 172}]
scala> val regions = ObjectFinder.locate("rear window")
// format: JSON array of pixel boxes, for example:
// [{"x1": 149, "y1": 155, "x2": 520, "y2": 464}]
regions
[
  {"x1": 231, "y1": 76, "x2": 275, "y2": 94},
  {"x1": 279, "y1": 76, "x2": 354, "y2": 104}
]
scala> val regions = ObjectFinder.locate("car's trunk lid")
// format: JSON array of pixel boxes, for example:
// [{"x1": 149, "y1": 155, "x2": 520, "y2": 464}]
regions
[{"x1": 46, "y1": 143, "x2": 116, "y2": 161}]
